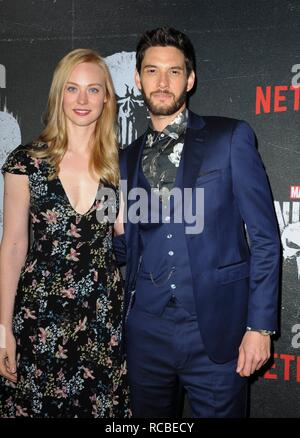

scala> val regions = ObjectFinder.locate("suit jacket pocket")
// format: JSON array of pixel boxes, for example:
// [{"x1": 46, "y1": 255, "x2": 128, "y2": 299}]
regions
[
  {"x1": 216, "y1": 261, "x2": 250, "y2": 284},
  {"x1": 196, "y1": 169, "x2": 221, "y2": 185}
]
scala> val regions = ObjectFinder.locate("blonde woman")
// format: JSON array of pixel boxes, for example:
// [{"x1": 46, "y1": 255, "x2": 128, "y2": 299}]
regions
[{"x1": 0, "y1": 49, "x2": 130, "y2": 417}]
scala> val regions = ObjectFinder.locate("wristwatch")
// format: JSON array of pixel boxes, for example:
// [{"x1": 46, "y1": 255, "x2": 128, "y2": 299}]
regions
[{"x1": 246, "y1": 327, "x2": 275, "y2": 336}]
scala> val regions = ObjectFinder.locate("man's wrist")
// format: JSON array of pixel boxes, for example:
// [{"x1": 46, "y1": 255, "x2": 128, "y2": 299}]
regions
[{"x1": 246, "y1": 326, "x2": 275, "y2": 336}]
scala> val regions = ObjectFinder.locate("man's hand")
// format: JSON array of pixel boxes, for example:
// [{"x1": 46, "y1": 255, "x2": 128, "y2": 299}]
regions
[{"x1": 236, "y1": 331, "x2": 271, "y2": 377}]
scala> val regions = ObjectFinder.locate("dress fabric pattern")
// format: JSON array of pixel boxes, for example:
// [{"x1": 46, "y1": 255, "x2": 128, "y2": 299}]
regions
[{"x1": 0, "y1": 144, "x2": 131, "y2": 418}]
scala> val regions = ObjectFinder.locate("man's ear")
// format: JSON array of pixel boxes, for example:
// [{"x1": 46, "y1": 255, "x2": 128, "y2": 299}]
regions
[
  {"x1": 187, "y1": 70, "x2": 195, "y2": 92},
  {"x1": 135, "y1": 69, "x2": 142, "y2": 91}
]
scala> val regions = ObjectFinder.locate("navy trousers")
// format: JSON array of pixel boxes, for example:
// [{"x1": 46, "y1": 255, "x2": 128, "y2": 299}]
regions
[{"x1": 126, "y1": 300, "x2": 248, "y2": 418}]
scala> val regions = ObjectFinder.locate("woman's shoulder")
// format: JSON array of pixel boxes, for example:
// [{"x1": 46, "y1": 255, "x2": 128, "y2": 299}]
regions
[{"x1": 1, "y1": 141, "x2": 48, "y2": 175}]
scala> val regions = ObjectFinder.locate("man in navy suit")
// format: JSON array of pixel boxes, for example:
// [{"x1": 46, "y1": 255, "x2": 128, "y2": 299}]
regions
[{"x1": 114, "y1": 27, "x2": 280, "y2": 417}]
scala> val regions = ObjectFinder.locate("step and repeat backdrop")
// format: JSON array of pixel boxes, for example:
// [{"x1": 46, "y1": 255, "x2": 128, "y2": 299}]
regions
[{"x1": 1, "y1": 0, "x2": 300, "y2": 417}]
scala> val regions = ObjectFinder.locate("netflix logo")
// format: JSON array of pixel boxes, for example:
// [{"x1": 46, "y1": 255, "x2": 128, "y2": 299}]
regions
[
  {"x1": 290, "y1": 186, "x2": 300, "y2": 200},
  {"x1": 255, "y1": 64, "x2": 300, "y2": 115}
]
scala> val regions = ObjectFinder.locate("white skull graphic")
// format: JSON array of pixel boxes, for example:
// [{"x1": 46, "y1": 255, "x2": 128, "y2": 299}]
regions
[
  {"x1": 281, "y1": 221, "x2": 300, "y2": 279},
  {"x1": 168, "y1": 142, "x2": 184, "y2": 168},
  {"x1": 105, "y1": 51, "x2": 145, "y2": 147}
]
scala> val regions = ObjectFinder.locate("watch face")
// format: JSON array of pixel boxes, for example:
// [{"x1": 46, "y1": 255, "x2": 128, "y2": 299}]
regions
[{"x1": 259, "y1": 330, "x2": 272, "y2": 336}]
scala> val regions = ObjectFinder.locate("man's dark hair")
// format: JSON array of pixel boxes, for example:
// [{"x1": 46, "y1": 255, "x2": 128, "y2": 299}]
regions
[{"x1": 136, "y1": 27, "x2": 196, "y2": 76}]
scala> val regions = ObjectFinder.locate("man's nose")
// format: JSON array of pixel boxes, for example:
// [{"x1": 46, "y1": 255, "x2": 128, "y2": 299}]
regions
[{"x1": 158, "y1": 72, "x2": 169, "y2": 88}]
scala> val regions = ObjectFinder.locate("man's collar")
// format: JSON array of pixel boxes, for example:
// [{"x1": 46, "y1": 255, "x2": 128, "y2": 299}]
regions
[{"x1": 148, "y1": 109, "x2": 188, "y2": 142}]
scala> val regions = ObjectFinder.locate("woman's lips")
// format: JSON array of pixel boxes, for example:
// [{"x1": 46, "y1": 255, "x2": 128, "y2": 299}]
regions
[{"x1": 73, "y1": 109, "x2": 91, "y2": 116}]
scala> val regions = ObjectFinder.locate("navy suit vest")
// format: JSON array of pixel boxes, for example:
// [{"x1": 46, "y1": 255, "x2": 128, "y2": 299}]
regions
[{"x1": 135, "y1": 163, "x2": 196, "y2": 315}]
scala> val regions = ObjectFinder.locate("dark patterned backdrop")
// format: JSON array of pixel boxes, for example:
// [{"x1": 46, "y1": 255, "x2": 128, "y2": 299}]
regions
[{"x1": 1, "y1": 0, "x2": 300, "y2": 418}]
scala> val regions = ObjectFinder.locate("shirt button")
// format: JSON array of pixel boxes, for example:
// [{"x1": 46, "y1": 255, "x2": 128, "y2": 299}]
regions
[
  {"x1": 160, "y1": 133, "x2": 165, "y2": 138},
  {"x1": 165, "y1": 216, "x2": 170, "y2": 222},
  {"x1": 167, "y1": 234, "x2": 173, "y2": 239},
  {"x1": 168, "y1": 251, "x2": 174, "y2": 256},
  {"x1": 170, "y1": 284, "x2": 176, "y2": 290}
]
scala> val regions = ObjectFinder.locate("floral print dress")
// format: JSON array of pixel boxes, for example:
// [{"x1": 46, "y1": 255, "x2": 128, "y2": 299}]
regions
[{"x1": 0, "y1": 143, "x2": 131, "y2": 418}]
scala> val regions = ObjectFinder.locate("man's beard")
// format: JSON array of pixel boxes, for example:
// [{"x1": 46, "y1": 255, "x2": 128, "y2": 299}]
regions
[{"x1": 141, "y1": 87, "x2": 187, "y2": 116}]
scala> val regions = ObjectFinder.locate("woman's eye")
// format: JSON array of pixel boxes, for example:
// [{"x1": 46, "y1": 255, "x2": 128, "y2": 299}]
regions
[
  {"x1": 89, "y1": 87, "x2": 100, "y2": 93},
  {"x1": 66, "y1": 86, "x2": 77, "y2": 92}
]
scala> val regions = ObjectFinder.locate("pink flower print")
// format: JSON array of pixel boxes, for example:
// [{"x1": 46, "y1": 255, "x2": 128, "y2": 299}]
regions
[
  {"x1": 111, "y1": 269, "x2": 121, "y2": 287},
  {"x1": 74, "y1": 316, "x2": 87, "y2": 333},
  {"x1": 41, "y1": 209, "x2": 58, "y2": 224},
  {"x1": 96, "y1": 299, "x2": 102, "y2": 311},
  {"x1": 14, "y1": 162, "x2": 26, "y2": 173},
  {"x1": 38, "y1": 327, "x2": 48, "y2": 344},
  {"x1": 61, "y1": 287, "x2": 76, "y2": 299},
  {"x1": 42, "y1": 270, "x2": 51, "y2": 277},
  {"x1": 92, "y1": 404, "x2": 98, "y2": 417},
  {"x1": 109, "y1": 335, "x2": 118, "y2": 347},
  {"x1": 55, "y1": 387, "x2": 68, "y2": 399},
  {"x1": 89, "y1": 394, "x2": 97, "y2": 403},
  {"x1": 93, "y1": 270, "x2": 98, "y2": 282},
  {"x1": 119, "y1": 361, "x2": 127, "y2": 376},
  {"x1": 33, "y1": 157, "x2": 41, "y2": 169},
  {"x1": 106, "y1": 321, "x2": 112, "y2": 329},
  {"x1": 31, "y1": 279, "x2": 37, "y2": 288},
  {"x1": 25, "y1": 259, "x2": 37, "y2": 273},
  {"x1": 29, "y1": 335, "x2": 36, "y2": 343},
  {"x1": 112, "y1": 394, "x2": 119, "y2": 406},
  {"x1": 67, "y1": 223, "x2": 81, "y2": 238},
  {"x1": 53, "y1": 240, "x2": 59, "y2": 247},
  {"x1": 15, "y1": 405, "x2": 29, "y2": 417},
  {"x1": 24, "y1": 308, "x2": 37, "y2": 320},
  {"x1": 66, "y1": 248, "x2": 80, "y2": 261},
  {"x1": 55, "y1": 345, "x2": 68, "y2": 359},
  {"x1": 82, "y1": 367, "x2": 95, "y2": 380},
  {"x1": 75, "y1": 215, "x2": 82, "y2": 225},
  {"x1": 30, "y1": 213, "x2": 40, "y2": 223},
  {"x1": 64, "y1": 269, "x2": 73, "y2": 280},
  {"x1": 35, "y1": 369, "x2": 42, "y2": 378},
  {"x1": 57, "y1": 368, "x2": 64, "y2": 381},
  {"x1": 106, "y1": 357, "x2": 113, "y2": 368}
]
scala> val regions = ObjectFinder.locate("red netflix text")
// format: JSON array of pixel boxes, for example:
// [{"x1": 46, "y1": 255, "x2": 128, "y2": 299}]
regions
[
  {"x1": 263, "y1": 353, "x2": 300, "y2": 382},
  {"x1": 255, "y1": 85, "x2": 300, "y2": 115}
]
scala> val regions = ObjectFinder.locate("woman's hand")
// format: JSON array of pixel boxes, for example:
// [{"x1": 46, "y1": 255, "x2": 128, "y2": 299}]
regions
[{"x1": 0, "y1": 329, "x2": 17, "y2": 383}]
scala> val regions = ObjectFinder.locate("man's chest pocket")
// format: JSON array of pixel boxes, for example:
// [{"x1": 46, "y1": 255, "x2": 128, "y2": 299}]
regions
[{"x1": 195, "y1": 169, "x2": 221, "y2": 186}]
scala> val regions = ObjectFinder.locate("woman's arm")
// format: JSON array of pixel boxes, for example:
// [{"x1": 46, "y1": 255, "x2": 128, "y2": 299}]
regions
[{"x1": 0, "y1": 173, "x2": 30, "y2": 381}]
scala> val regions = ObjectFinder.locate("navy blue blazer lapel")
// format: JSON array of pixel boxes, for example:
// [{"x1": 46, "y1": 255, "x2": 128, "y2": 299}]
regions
[
  {"x1": 126, "y1": 133, "x2": 147, "y2": 192},
  {"x1": 182, "y1": 111, "x2": 207, "y2": 190}
]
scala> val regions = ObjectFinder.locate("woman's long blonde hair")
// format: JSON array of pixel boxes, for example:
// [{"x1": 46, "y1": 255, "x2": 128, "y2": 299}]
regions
[{"x1": 32, "y1": 48, "x2": 119, "y2": 186}]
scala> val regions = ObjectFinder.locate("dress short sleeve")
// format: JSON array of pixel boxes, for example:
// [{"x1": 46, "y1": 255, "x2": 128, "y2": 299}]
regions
[{"x1": 1, "y1": 145, "x2": 31, "y2": 175}]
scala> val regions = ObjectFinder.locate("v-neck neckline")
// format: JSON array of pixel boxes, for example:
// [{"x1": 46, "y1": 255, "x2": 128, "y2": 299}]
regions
[{"x1": 57, "y1": 176, "x2": 101, "y2": 217}]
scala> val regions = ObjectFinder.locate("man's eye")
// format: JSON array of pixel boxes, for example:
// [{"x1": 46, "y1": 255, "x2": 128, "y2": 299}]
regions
[
  {"x1": 171, "y1": 70, "x2": 180, "y2": 75},
  {"x1": 146, "y1": 69, "x2": 156, "y2": 74}
]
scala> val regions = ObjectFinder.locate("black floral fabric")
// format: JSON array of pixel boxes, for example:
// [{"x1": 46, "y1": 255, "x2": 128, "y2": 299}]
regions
[{"x1": 0, "y1": 143, "x2": 131, "y2": 418}]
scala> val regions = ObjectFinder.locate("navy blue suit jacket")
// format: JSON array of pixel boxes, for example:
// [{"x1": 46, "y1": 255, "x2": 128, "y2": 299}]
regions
[{"x1": 115, "y1": 111, "x2": 280, "y2": 363}]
